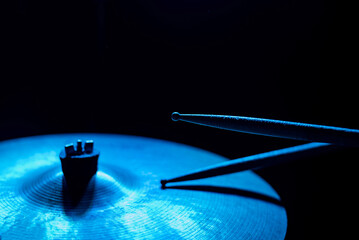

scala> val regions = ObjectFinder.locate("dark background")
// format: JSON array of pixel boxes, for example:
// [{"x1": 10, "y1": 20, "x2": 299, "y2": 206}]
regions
[{"x1": 1, "y1": 0, "x2": 357, "y2": 239}]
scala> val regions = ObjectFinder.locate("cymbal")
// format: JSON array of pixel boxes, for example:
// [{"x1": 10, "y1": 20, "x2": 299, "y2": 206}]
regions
[{"x1": 0, "y1": 134, "x2": 287, "y2": 239}]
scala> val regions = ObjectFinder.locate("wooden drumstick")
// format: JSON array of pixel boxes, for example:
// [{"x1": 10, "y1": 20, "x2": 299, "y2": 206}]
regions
[
  {"x1": 161, "y1": 142, "x2": 335, "y2": 187},
  {"x1": 161, "y1": 112, "x2": 355, "y2": 186},
  {"x1": 171, "y1": 112, "x2": 359, "y2": 147}
]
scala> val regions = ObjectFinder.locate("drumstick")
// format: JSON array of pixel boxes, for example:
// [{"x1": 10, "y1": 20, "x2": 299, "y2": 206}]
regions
[
  {"x1": 161, "y1": 142, "x2": 335, "y2": 187},
  {"x1": 171, "y1": 112, "x2": 359, "y2": 147}
]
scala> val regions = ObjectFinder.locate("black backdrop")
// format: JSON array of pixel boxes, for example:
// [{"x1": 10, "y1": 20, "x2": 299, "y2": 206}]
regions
[{"x1": 1, "y1": 0, "x2": 357, "y2": 239}]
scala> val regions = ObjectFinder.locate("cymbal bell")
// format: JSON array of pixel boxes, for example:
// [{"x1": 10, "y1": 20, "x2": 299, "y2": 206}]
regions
[{"x1": 0, "y1": 134, "x2": 287, "y2": 239}]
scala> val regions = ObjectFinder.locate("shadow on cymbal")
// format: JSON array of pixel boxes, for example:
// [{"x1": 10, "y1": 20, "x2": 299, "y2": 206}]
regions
[
  {"x1": 163, "y1": 185, "x2": 283, "y2": 206},
  {"x1": 62, "y1": 176, "x2": 96, "y2": 217}
]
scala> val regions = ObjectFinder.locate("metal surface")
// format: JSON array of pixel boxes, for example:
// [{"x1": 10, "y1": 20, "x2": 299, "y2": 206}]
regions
[{"x1": 0, "y1": 134, "x2": 287, "y2": 239}]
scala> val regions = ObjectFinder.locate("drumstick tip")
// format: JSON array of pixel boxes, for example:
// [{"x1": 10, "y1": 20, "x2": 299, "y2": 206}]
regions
[
  {"x1": 171, "y1": 112, "x2": 181, "y2": 121},
  {"x1": 160, "y1": 179, "x2": 168, "y2": 189}
]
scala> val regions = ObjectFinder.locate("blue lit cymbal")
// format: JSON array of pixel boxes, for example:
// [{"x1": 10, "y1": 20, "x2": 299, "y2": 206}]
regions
[{"x1": 0, "y1": 134, "x2": 287, "y2": 239}]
